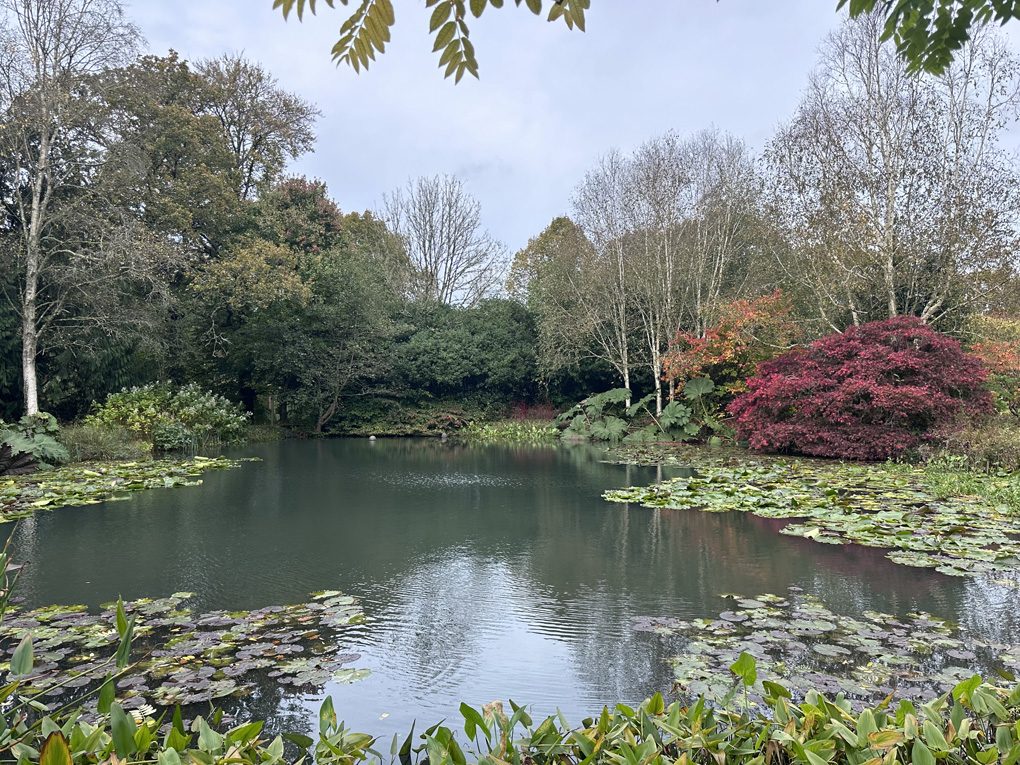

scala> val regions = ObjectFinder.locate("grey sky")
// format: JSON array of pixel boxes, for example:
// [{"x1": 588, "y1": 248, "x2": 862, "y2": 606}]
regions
[{"x1": 129, "y1": 2, "x2": 1018, "y2": 255}]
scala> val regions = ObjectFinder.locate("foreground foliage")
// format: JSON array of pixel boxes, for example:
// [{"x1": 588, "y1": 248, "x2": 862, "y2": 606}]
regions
[
  {"x1": 605, "y1": 447, "x2": 1020, "y2": 580},
  {"x1": 0, "y1": 456, "x2": 251, "y2": 522}
]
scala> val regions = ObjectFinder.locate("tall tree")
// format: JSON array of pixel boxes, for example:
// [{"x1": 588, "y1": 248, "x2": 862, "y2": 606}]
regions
[
  {"x1": 0, "y1": 0, "x2": 142, "y2": 414},
  {"x1": 766, "y1": 13, "x2": 1020, "y2": 331},
  {"x1": 381, "y1": 174, "x2": 506, "y2": 307},
  {"x1": 196, "y1": 53, "x2": 319, "y2": 201}
]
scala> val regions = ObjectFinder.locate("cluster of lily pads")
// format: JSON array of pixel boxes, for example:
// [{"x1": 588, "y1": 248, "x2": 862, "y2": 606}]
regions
[
  {"x1": 0, "y1": 456, "x2": 253, "y2": 522},
  {"x1": 636, "y1": 589, "x2": 1020, "y2": 710},
  {"x1": 605, "y1": 445, "x2": 1020, "y2": 580},
  {"x1": 0, "y1": 589, "x2": 369, "y2": 711}
]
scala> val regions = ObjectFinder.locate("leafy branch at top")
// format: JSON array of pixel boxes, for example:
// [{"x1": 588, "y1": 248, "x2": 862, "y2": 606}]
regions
[{"x1": 273, "y1": 0, "x2": 589, "y2": 80}]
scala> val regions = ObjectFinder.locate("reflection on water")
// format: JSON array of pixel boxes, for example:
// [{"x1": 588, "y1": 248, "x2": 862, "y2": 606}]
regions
[{"x1": 7, "y1": 439, "x2": 1020, "y2": 740}]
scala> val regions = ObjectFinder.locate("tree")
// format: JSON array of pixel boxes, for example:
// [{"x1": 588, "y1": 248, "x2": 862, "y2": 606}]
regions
[
  {"x1": 272, "y1": 0, "x2": 1018, "y2": 81},
  {"x1": 196, "y1": 53, "x2": 319, "y2": 200},
  {"x1": 100, "y1": 52, "x2": 246, "y2": 258},
  {"x1": 0, "y1": 0, "x2": 144, "y2": 415},
  {"x1": 381, "y1": 174, "x2": 507, "y2": 307},
  {"x1": 729, "y1": 315, "x2": 994, "y2": 460},
  {"x1": 543, "y1": 131, "x2": 762, "y2": 412},
  {"x1": 766, "y1": 13, "x2": 1020, "y2": 331}
]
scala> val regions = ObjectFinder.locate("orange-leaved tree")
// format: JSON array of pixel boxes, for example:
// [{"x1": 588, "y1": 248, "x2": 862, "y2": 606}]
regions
[{"x1": 662, "y1": 291, "x2": 801, "y2": 411}]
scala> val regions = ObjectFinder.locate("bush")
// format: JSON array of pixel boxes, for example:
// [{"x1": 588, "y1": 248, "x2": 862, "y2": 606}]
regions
[
  {"x1": 0, "y1": 412, "x2": 69, "y2": 475},
  {"x1": 729, "y1": 316, "x2": 993, "y2": 460},
  {"x1": 58, "y1": 423, "x2": 150, "y2": 462},
  {"x1": 663, "y1": 291, "x2": 801, "y2": 410},
  {"x1": 151, "y1": 422, "x2": 196, "y2": 453},
  {"x1": 933, "y1": 416, "x2": 1020, "y2": 472},
  {"x1": 85, "y1": 383, "x2": 249, "y2": 447}
]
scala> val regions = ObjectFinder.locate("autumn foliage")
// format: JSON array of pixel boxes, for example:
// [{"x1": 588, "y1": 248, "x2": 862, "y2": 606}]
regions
[
  {"x1": 663, "y1": 291, "x2": 800, "y2": 405},
  {"x1": 728, "y1": 316, "x2": 993, "y2": 460}
]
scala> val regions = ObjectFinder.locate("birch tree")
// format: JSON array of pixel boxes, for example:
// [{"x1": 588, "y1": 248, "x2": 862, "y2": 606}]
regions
[
  {"x1": 766, "y1": 13, "x2": 1020, "y2": 331},
  {"x1": 0, "y1": 0, "x2": 141, "y2": 414}
]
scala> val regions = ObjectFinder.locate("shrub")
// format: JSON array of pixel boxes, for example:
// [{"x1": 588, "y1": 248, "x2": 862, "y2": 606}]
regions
[
  {"x1": 933, "y1": 416, "x2": 1020, "y2": 472},
  {"x1": 557, "y1": 380, "x2": 723, "y2": 443},
  {"x1": 729, "y1": 316, "x2": 993, "y2": 460},
  {"x1": 58, "y1": 423, "x2": 150, "y2": 462},
  {"x1": 663, "y1": 291, "x2": 801, "y2": 409},
  {"x1": 0, "y1": 412, "x2": 69, "y2": 475},
  {"x1": 967, "y1": 315, "x2": 1020, "y2": 416},
  {"x1": 85, "y1": 383, "x2": 249, "y2": 447},
  {"x1": 151, "y1": 422, "x2": 196, "y2": 453}
]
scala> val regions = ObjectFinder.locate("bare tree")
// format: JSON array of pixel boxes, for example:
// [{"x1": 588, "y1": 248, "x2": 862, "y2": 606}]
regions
[
  {"x1": 561, "y1": 132, "x2": 760, "y2": 411},
  {"x1": 197, "y1": 53, "x2": 319, "y2": 200},
  {"x1": 381, "y1": 174, "x2": 507, "y2": 307},
  {"x1": 766, "y1": 13, "x2": 1020, "y2": 330},
  {"x1": 568, "y1": 150, "x2": 636, "y2": 403},
  {"x1": 0, "y1": 0, "x2": 141, "y2": 414}
]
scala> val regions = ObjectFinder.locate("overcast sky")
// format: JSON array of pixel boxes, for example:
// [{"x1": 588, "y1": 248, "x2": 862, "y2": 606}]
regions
[{"x1": 129, "y1": 2, "x2": 1019, "y2": 255}]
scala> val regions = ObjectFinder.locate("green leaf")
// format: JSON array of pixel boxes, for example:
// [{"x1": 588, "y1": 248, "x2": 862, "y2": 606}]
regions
[
  {"x1": 97, "y1": 674, "x2": 114, "y2": 715},
  {"x1": 283, "y1": 733, "x2": 314, "y2": 749},
  {"x1": 38, "y1": 732, "x2": 72, "y2": 765},
  {"x1": 110, "y1": 703, "x2": 138, "y2": 759},
  {"x1": 197, "y1": 717, "x2": 222, "y2": 753},
  {"x1": 683, "y1": 377, "x2": 715, "y2": 400},
  {"x1": 10, "y1": 633, "x2": 33, "y2": 676},
  {"x1": 433, "y1": 20, "x2": 457, "y2": 51},
  {"x1": 320, "y1": 695, "x2": 337, "y2": 735},
  {"x1": 729, "y1": 651, "x2": 757, "y2": 687},
  {"x1": 116, "y1": 596, "x2": 128, "y2": 638},
  {"x1": 911, "y1": 741, "x2": 935, "y2": 765},
  {"x1": 429, "y1": 2, "x2": 451, "y2": 32},
  {"x1": 115, "y1": 614, "x2": 135, "y2": 669}
]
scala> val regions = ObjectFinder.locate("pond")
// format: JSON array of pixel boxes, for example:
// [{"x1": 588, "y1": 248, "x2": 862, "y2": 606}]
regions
[{"x1": 6, "y1": 438, "x2": 1020, "y2": 740}]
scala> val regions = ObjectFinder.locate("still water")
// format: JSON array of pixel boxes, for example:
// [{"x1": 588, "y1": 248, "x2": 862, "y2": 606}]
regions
[{"x1": 7, "y1": 439, "x2": 1019, "y2": 739}]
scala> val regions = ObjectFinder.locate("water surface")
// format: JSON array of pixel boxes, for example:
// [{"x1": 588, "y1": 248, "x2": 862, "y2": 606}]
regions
[{"x1": 8, "y1": 439, "x2": 1018, "y2": 739}]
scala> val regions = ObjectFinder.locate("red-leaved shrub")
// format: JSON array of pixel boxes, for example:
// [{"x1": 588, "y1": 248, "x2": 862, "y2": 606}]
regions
[{"x1": 728, "y1": 316, "x2": 993, "y2": 460}]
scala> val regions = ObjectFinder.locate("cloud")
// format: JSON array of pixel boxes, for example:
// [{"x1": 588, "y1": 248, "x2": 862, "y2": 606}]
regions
[{"x1": 126, "y1": 1, "x2": 1020, "y2": 253}]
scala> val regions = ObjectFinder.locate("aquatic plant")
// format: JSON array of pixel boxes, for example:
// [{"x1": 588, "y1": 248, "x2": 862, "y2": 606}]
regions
[
  {"x1": 605, "y1": 446, "x2": 1020, "y2": 579},
  {"x1": 635, "y1": 589, "x2": 1020, "y2": 709},
  {"x1": 460, "y1": 421, "x2": 559, "y2": 443},
  {"x1": 729, "y1": 316, "x2": 993, "y2": 460},
  {"x1": 0, "y1": 456, "x2": 252, "y2": 522}
]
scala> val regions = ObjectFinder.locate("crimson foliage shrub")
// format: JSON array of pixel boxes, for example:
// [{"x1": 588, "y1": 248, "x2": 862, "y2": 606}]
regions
[{"x1": 728, "y1": 316, "x2": 993, "y2": 460}]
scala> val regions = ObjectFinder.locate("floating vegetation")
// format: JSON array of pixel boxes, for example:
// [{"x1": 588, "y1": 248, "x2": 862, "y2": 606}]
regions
[
  {"x1": 0, "y1": 590, "x2": 368, "y2": 711},
  {"x1": 605, "y1": 445, "x2": 1020, "y2": 580},
  {"x1": 0, "y1": 455, "x2": 255, "y2": 522},
  {"x1": 636, "y1": 589, "x2": 1020, "y2": 710}
]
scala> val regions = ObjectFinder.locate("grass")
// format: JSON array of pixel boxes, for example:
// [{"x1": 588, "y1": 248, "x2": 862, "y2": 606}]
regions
[{"x1": 460, "y1": 419, "x2": 560, "y2": 443}]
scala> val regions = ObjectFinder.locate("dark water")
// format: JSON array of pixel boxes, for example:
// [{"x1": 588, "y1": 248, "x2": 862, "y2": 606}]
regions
[{"x1": 7, "y1": 439, "x2": 1020, "y2": 740}]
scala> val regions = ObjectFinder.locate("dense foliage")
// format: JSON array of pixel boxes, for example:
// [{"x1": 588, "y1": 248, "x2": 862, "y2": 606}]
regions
[
  {"x1": 0, "y1": 413, "x2": 69, "y2": 475},
  {"x1": 84, "y1": 384, "x2": 249, "y2": 451},
  {"x1": 557, "y1": 379, "x2": 723, "y2": 443},
  {"x1": 729, "y1": 317, "x2": 993, "y2": 460}
]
